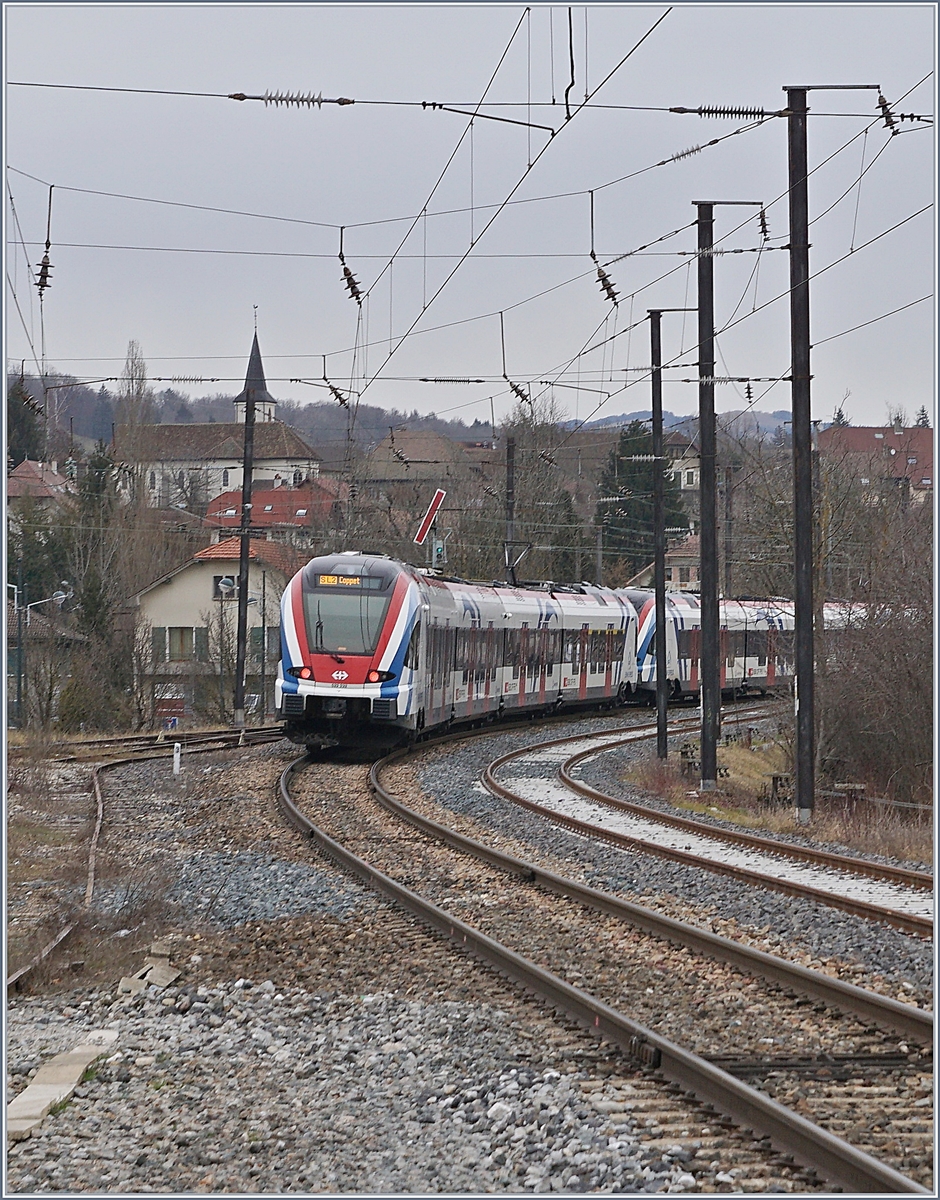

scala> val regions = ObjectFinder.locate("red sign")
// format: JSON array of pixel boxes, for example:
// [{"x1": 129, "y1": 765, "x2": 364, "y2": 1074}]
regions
[{"x1": 413, "y1": 488, "x2": 447, "y2": 545}]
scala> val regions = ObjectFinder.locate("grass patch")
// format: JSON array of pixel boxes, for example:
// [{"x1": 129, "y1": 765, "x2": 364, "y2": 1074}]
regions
[
  {"x1": 49, "y1": 1099, "x2": 71, "y2": 1115},
  {"x1": 625, "y1": 740, "x2": 932, "y2": 864}
]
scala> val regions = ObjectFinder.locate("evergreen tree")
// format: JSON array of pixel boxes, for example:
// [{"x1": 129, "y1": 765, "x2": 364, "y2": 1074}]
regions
[
  {"x1": 7, "y1": 376, "x2": 43, "y2": 465},
  {"x1": 593, "y1": 420, "x2": 688, "y2": 580},
  {"x1": 915, "y1": 406, "x2": 930, "y2": 428},
  {"x1": 830, "y1": 406, "x2": 850, "y2": 427},
  {"x1": 90, "y1": 387, "x2": 115, "y2": 442}
]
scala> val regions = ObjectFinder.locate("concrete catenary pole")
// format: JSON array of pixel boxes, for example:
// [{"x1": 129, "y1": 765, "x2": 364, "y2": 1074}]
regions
[
  {"x1": 233, "y1": 383, "x2": 256, "y2": 728},
  {"x1": 694, "y1": 202, "x2": 720, "y2": 791},
  {"x1": 785, "y1": 86, "x2": 815, "y2": 823},
  {"x1": 649, "y1": 310, "x2": 669, "y2": 759}
]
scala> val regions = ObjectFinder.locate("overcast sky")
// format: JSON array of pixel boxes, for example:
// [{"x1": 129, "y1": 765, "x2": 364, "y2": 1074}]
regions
[{"x1": 4, "y1": 3, "x2": 935, "y2": 431}]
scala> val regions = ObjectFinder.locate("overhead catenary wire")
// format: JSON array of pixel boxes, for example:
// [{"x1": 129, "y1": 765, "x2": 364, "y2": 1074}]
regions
[
  {"x1": 356, "y1": 8, "x2": 673, "y2": 401},
  {"x1": 11, "y1": 65, "x2": 931, "y2": 424},
  {"x1": 3, "y1": 106, "x2": 768, "y2": 238}
]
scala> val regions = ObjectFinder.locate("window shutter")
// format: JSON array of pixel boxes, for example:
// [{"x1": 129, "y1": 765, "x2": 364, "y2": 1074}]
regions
[
  {"x1": 151, "y1": 627, "x2": 166, "y2": 663},
  {"x1": 249, "y1": 627, "x2": 263, "y2": 664},
  {"x1": 194, "y1": 627, "x2": 209, "y2": 662}
]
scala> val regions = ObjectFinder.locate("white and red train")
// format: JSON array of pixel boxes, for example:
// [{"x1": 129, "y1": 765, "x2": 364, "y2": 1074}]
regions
[{"x1": 276, "y1": 551, "x2": 801, "y2": 750}]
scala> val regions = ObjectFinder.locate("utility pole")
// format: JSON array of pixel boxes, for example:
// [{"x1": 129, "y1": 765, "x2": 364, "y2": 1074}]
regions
[
  {"x1": 785, "y1": 87, "x2": 883, "y2": 820},
  {"x1": 785, "y1": 84, "x2": 816, "y2": 823},
  {"x1": 694, "y1": 200, "x2": 763, "y2": 791},
  {"x1": 649, "y1": 310, "x2": 668, "y2": 758},
  {"x1": 259, "y1": 569, "x2": 267, "y2": 725},
  {"x1": 695, "y1": 201, "x2": 720, "y2": 792},
  {"x1": 233, "y1": 385, "x2": 256, "y2": 729},
  {"x1": 723, "y1": 465, "x2": 734, "y2": 598},
  {"x1": 16, "y1": 559, "x2": 25, "y2": 727},
  {"x1": 505, "y1": 436, "x2": 516, "y2": 584},
  {"x1": 648, "y1": 307, "x2": 695, "y2": 758},
  {"x1": 595, "y1": 526, "x2": 603, "y2": 587}
]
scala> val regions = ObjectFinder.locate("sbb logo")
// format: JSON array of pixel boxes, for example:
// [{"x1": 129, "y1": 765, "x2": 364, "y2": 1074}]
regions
[{"x1": 332, "y1": 670, "x2": 349, "y2": 681}]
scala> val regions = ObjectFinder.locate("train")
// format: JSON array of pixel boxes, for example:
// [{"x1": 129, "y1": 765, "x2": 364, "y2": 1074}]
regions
[{"x1": 276, "y1": 551, "x2": 802, "y2": 750}]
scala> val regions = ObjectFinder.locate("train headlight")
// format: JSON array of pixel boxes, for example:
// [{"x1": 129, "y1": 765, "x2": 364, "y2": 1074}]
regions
[
  {"x1": 288, "y1": 666, "x2": 314, "y2": 679},
  {"x1": 367, "y1": 670, "x2": 395, "y2": 683}
]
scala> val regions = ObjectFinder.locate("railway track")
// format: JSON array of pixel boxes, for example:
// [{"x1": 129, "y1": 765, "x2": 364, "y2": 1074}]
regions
[
  {"x1": 277, "y1": 742, "x2": 932, "y2": 1193},
  {"x1": 7, "y1": 724, "x2": 284, "y2": 764},
  {"x1": 482, "y1": 717, "x2": 932, "y2": 937},
  {"x1": 6, "y1": 726, "x2": 282, "y2": 991}
]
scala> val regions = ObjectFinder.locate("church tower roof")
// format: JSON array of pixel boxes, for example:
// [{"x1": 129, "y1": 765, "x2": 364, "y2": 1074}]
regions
[{"x1": 233, "y1": 333, "x2": 277, "y2": 422}]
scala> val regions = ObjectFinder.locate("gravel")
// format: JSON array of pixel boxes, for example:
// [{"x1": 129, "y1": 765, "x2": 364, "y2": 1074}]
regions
[
  {"x1": 416, "y1": 715, "x2": 933, "y2": 992},
  {"x1": 7, "y1": 953, "x2": 765, "y2": 1194}
]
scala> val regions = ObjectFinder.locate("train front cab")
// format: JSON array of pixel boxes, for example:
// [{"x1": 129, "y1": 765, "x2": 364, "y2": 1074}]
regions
[{"x1": 277, "y1": 554, "x2": 423, "y2": 747}]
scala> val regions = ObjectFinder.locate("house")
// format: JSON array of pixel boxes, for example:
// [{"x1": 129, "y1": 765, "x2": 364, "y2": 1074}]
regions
[
  {"x1": 7, "y1": 459, "x2": 75, "y2": 508},
  {"x1": 626, "y1": 534, "x2": 701, "y2": 592},
  {"x1": 664, "y1": 432, "x2": 700, "y2": 528},
  {"x1": 358, "y1": 428, "x2": 479, "y2": 491},
  {"x1": 817, "y1": 422, "x2": 932, "y2": 505},
  {"x1": 112, "y1": 335, "x2": 321, "y2": 511},
  {"x1": 129, "y1": 536, "x2": 302, "y2": 724},
  {"x1": 205, "y1": 477, "x2": 347, "y2": 541}
]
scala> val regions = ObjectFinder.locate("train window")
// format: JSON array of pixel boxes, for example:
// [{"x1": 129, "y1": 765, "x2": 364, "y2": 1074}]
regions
[
  {"x1": 302, "y1": 589, "x2": 391, "y2": 655},
  {"x1": 404, "y1": 622, "x2": 420, "y2": 671}
]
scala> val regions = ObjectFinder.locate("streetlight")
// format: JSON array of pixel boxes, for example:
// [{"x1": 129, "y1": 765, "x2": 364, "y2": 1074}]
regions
[
  {"x1": 25, "y1": 582, "x2": 72, "y2": 626},
  {"x1": 15, "y1": 582, "x2": 71, "y2": 729}
]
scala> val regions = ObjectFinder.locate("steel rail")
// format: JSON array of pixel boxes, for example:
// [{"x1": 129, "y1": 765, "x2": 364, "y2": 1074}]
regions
[
  {"x1": 5, "y1": 731, "x2": 277, "y2": 992},
  {"x1": 278, "y1": 755, "x2": 928, "y2": 1194},
  {"x1": 561, "y1": 739, "x2": 933, "y2": 889},
  {"x1": 485, "y1": 741, "x2": 932, "y2": 939},
  {"x1": 371, "y1": 744, "x2": 932, "y2": 1043}
]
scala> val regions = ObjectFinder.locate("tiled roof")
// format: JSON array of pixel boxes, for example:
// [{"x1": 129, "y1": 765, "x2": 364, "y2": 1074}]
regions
[
  {"x1": 113, "y1": 420, "x2": 319, "y2": 465},
  {"x1": 7, "y1": 459, "x2": 73, "y2": 500},
  {"x1": 817, "y1": 425, "x2": 932, "y2": 488},
  {"x1": 360, "y1": 429, "x2": 473, "y2": 482},
  {"x1": 205, "y1": 482, "x2": 343, "y2": 528},
  {"x1": 666, "y1": 534, "x2": 699, "y2": 561},
  {"x1": 6, "y1": 605, "x2": 89, "y2": 642},
  {"x1": 194, "y1": 537, "x2": 302, "y2": 576}
]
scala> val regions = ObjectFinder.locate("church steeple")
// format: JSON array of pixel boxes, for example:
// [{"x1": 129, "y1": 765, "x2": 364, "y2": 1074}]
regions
[{"x1": 233, "y1": 333, "x2": 277, "y2": 423}]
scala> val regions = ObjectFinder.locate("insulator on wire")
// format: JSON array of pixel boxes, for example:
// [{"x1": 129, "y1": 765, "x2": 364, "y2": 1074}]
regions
[
  {"x1": 745, "y1": 381, "x2": 753, "y2": 403},
  {"x1": 670, "y1": 105, "x2": 769, "y2": 120},
  {"x1": 483, "y1": 485, "x2": 501, "y2": 501},
  {"x1": 339, "y1": 259, "x2": 362, "y2": 306},
  {"x1": 539, "y1": 450, "x2": 557, "y2": 466},
  {"x1": 590, "y1": 250, "x2": 618, "y2": 306},
  {"x1": 668, "y1": 144, "x2": 703, "y2": 163},
  {"x1": 36, "y1": 252, "x2": 53, "y2": 295},
  {"x1": 758, "y1": 208, "x2": 770, "y2": 241},
  {"x1": 235, "y1": 90, "x2": 355, "y2": 108},
  {"x1": 876, "y1": 93, "x2": 899, "y2": 136},
  {"x1": 170, "y1": 375, "x2": 218, "y2": 384},
  {"x1": 418, "y1": 377, "x2": 484, "y2": 384},
  {"x1": 327, "y1": 382, "x2": 349, "y2": 408},
  {"x1": 393, "y1": 448, "x2": 410, "y2": 468},
  {"x1": 507, "y1": 380, "x2": 533, "y2": 407}
]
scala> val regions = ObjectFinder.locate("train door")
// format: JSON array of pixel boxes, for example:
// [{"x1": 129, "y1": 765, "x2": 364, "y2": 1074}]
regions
[
  {"x1": 537, "y1": 628, "x2": 547, "y2": 705},
  {"x1": 578, "y1": 625, "x2": 589, "y2": 700},
  {"x1": 689, "y1": 627, "x2": 700, "y2": 690},
  {"x1": 767, "y1": 628, "x2": 776, "y2": 687},
  {"x1": 518, "y1": 625, "x2": 529, "y2": 703},
  {"x1": 604, "y1": 626, "x2": 614, "y2": 696}
]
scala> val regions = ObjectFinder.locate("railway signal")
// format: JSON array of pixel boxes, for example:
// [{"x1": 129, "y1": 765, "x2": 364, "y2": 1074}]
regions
[{"x1": 413, "y1": 488, "x2": 447, "y2": 545}]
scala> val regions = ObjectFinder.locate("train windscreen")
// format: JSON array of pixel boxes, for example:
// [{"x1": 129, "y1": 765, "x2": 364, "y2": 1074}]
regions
[{"x1": 301, "y1": 573, "x2": 393, "y2": 655}]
